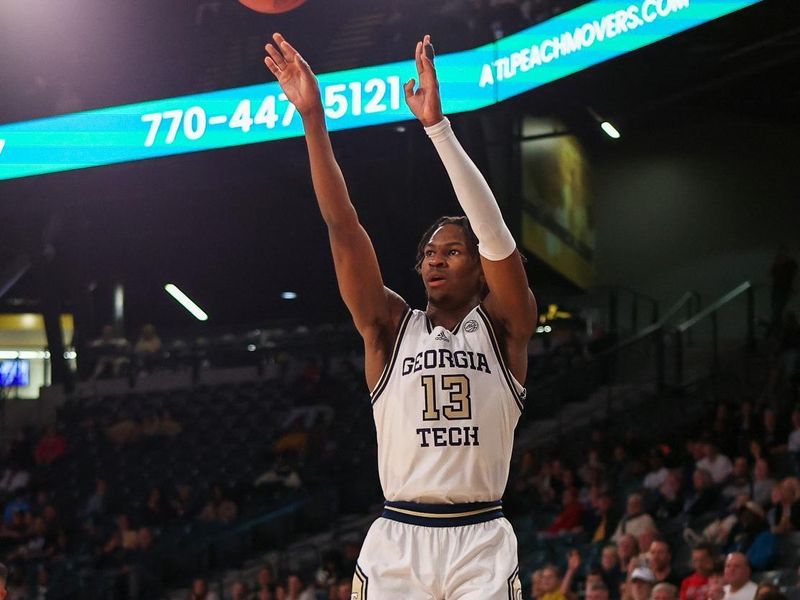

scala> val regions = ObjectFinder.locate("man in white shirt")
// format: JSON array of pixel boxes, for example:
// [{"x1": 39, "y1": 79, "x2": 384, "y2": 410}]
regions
[
  {"x1": 722, "y1": 553, "x2": 757, "y2": 600},
  {"x1": 697, "y1": 440, "x2": 733, "y2": 484}
]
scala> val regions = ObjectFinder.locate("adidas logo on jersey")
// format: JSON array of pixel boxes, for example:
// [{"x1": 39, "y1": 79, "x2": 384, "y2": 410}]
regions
[{"x1": 434, "y1": 331, "x2": 449, "y2": 342}]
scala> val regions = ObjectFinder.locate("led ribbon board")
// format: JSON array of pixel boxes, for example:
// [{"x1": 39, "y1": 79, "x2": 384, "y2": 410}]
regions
[{"x1": 0, "y1": 0, "x2": 762, "y2": 181}]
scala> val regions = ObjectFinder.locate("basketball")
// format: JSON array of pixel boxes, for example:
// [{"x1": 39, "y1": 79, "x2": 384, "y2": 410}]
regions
[{"x1": 238, "y1": 0, "x2": 307, "y2": 14}]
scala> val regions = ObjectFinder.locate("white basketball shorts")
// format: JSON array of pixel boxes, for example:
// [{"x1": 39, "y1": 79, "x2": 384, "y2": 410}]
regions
[{"x1": 351, "y1": 500, "x2": 523, "y2": 600}]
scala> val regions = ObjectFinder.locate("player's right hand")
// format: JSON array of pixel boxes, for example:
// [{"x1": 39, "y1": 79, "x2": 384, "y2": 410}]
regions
[{"x1": 264, "y1": 33, "x2": 323, "y2": 118}]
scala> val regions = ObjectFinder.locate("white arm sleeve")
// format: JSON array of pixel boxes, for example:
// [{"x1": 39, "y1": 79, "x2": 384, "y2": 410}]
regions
[{"x1": 424, "y1": 117, "x2": 517, "y2": 261}]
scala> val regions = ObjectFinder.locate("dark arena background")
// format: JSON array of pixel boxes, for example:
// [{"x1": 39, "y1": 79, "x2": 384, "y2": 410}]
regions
[{"x1": 1, "y1": 0, "x2": 799, "y2": 598}]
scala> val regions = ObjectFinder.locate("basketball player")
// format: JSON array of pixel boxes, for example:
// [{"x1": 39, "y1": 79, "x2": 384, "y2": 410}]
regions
[{"x1": 265, "y1": 32, "x2": 536, "y2": 599}]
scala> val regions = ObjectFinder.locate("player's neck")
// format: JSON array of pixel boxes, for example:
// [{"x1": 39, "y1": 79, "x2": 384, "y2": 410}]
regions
[{"x1": 425, "y1": 299, "x2": 479, "y2": 331}]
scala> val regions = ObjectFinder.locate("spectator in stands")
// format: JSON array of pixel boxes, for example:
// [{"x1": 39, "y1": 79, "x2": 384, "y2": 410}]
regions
[
  {"x1": 538, "y1": 564, "x2": 573, "y2": 600},
  {"x1": 707, "y1": 567, "x2": 726, "y2": 600},
  {"x1": 655, "y1": 470, "x2": 686, "y2": 519},
  {"x1": 648, "y1": 538, "x2": 681, "y2": 587},
  {"x1": 587, "y1": 582, "x2": 610, "y2": 600},
  {"x1": 89, "y1": 324, "x2": 131, "y2": 379},
  {"x1": 609, "y1": 444, "x2": 637, "y2": 490},
  {"x1": 531, "y1": 568, "x2": 544, "y2": 600},
  {"x1": 679, "y1": 542, "x2": 715, "y2": 600},
  {"x1": 600, "y1": 545, "x2": 624, "y2": 600},
  {"x1": 7, "y1": 430, "x2": 34, "y2": 470},
  {"x1": 172, "y1": 484, "x2": 201, "y2": 521},
  {"x1": 229, "y1": 580, "x2": 249, "y2": 600},
  {"x1": 34, "y1": 425, "x2": 66, "y2": 465},
  {"x1": 644, "y1": 451, "x2": 670, "y2": 491},
  {"x1": 255, "y1": 564, "x2": 275, "y2": 595},
  {"x1": 333, "y1": 579, "x2": 353, "y2": 600},
  {"x1": 770, "y1": 477, "x2": 800, "y2": 533},
  {"x1": 697, "y1": 440, "x2": 732, "y2": 485},
  {"x1": 612, "y1": 493, "x2": 657, "y2": 544},
  {"x1": 588, "y1": 492, "x2": 619, "y2": 544},
  {"x1": 755, "y1": 584, "x2": 782, "y2": 600},
  {"x1": 82, "y1": 478, "x2": 111, "y2": 522},
  {"x1": 722, "y1": 553, "x2": 756, "y2": 600},
  {"x1": 616, "y1": 534, "x2": 640, "y2": 573},
  {"x1": 134, "y1": 323, "x2": 162, "y2": 366},
  {"x1": 752, "y1": 459, "x2": 776, "y2": 507},
  {"x1": 0, "y1": 563, "x2": 7, "y2": 600},
  {"x1": 653, "y1": 583, "x2": 679, "y2": 600},
  {"x1": 684, "y1": 469, "x2": 720, "y2": 518},
  {"x1": 722, "y1": 457, "x2": 753, "y2": 510},
  {"x1": 627, "y1": 566, "x2": 656, "y2": 600},
  {"x1": 198, "y1": 484, "x2": 237, "y2": 524},
  {"x1": 140, "y1": 485, "x2": 174, "y2": 528},
  {"x1": 545, "y1": 487, "x2": 584, "y2": 534},
  {"x1": 187, "y1": 577, "x2": 220, "y2": 600},
  {"x1": 726, "y1": 502, "x2": 777, "y2": 571},
  {"x1": 285, "y1": 572, "x2": 314, "y2": 600}
]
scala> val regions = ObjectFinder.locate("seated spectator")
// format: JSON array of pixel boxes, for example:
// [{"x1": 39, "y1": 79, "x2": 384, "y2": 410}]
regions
[
  {"x1": 756, "y1": 584, "x2": 781, "y2": 600},
  {"x1": 726, "y1": 503, "x2": 778, "y2": 572},
  {"x1": 89, "y1": 324, "x2": 130, "y2": 379},
  {"x1": 722, "y1": 553, "x2": 757, "y2": 600},
  {"x1": 752, "y1": 458, "x2": 776, "y2": 507},
  {"x1": 545, "y1": 487, "x2": 584, "y2": 534},
  {"x1": 708, "y1": 567, "x2": 726, "y2": 600},
  {"x1": 722, "y1": 458, "x2": 753, "y2": 510},
  {"x1": 679, "y1": 542, "x2": 716, "y2": 600},
  {"x1": 587, "y1": 492, "x2": 619, "y2": 544},
  {"x1": 285, "y1": 571, "x2": 315, "y2": 600},
  {"x1": 684, "y1": 469, "x2": 721, "y2": 518},
  {"x1": 229, "y1": 580, "x2": 249, "y2": 600},
  {"x1": 198, "y1": 484, "x2": 237, "y2": 524},
  {"x1": 34, "y1": 426, "x2": 66, "y2": 465},
  {"x1": 770, "y1": 476, "x2": 800, "y2": 533},
  {"x1": 538, "y1": 564, "x2": 572, "y2": 600},
  {"x1": 187, "y1": 577, "x2": 220, "y2": 600},
  {"x1": 134, "y1": 323, "x2": 161, "y2": 356},
  {"x1": 647, "y1": 537, "x2": 681, "y2": 587},
  {"x1": 612, "y1": 493, "x2": 657, "y2": 543},
  {"x1": 697, "y1": 440, "x2": 733, "y2": 484},
  {"x1": 653, "y1": 583, "x2": 679, "y2": 600},
  {"x1": 761, "y1": 408, "x2": 789, "y2": 455},
  {"x1": 654, "y1": 470, "x2": 686, "y2": 519},
  {"x1": 587, "y1": 582, "x2": 610, "y2": 600},
  {"x1": 627, "y1": 566, "x2": 656, "y2": 600},
  {"x1": 643, "y1": 451, "x2": 670, "y2": 491},
  {"x1": 600, "y1": 545, "x2": 624, "y2": 600},
  {"x1": 333, "y1": 579, "x2": 353, "y2": 600},
  {"x1": 617, "y1": 534, "x2": 640, "y2": 574},
  {"x1": 140, "y1": 486, "x2": 174, "y2": 528},
  {"x1": 82, "y1": 479, "x2": 111, "y2": 522},
  {"x1": 254, "y1": 564, "x2": 275, "y2": 596}
]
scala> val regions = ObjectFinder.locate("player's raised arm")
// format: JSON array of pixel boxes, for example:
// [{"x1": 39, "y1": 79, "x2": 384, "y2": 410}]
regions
[
  {"x1": 404, "y1": 36, "x2": 537, "y2": 349},
  {"x1": 264, "y1": 33, "x2": 404, "y2": 387}
]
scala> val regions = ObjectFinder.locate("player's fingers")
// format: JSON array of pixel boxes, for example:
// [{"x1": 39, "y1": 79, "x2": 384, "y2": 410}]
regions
[
  {"x1": 274, "y1": 33, "x2": 300, "y2": 63},
  {"x1": 265, "y1": 43, "x2": 286, "y2": 69},
  {"x1": 415, "y1": 41, "x2": 424, "y2": 76},
  {"x1": 403, "y1": 78, "x2": 416, "y2": 99},
  {"x1": 264, "y1": 56, "x2": 281, "y2": 78}
]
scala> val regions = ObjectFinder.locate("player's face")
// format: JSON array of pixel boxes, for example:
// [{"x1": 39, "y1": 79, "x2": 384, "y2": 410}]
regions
[{"x1": 420, "y1": 224, "x2": 483, "y2": 305}]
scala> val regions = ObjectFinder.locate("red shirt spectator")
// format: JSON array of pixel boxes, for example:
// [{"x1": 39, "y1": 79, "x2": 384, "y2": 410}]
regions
[
  {"x1": 546, "y1": 487, "x2": 584, "y2": 534},
  {"x1": 35, "y1": 426, "x2": 66, "y2": 465},
  {"x1": 680, "y1": 543, "x2": 716, "y2": 600}
]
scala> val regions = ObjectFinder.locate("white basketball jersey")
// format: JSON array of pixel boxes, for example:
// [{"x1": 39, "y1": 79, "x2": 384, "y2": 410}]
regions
[{"x1": 370, "y1": 304, "x2": 526, "y2": 504}]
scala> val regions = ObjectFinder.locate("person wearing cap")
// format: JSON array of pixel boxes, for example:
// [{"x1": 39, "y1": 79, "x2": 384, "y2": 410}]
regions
[
  {"x1": 722, "y1": 553, "x2": 757, "y2": 600},
  {"x1": 628, "y1": 567, "x2": 656, "y2": 600}
]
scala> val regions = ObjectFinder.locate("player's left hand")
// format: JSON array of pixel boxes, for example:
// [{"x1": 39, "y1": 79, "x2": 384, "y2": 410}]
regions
[{"x1": 404, "y1": 34, "x2": 445, "y2": 127}]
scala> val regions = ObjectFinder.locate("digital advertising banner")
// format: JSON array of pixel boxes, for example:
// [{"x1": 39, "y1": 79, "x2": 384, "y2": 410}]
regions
[{"x1": 0, "y1": 0, "x2": 763, "y2": 182}]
